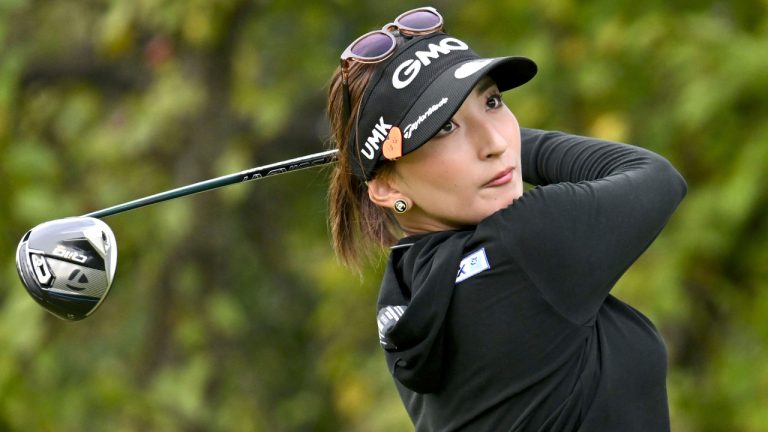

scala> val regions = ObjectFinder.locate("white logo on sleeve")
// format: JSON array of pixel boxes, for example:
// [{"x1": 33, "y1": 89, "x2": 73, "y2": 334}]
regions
[
  {"x1": 456, "y1": 248, "x2": 490, "y2": 283},
  {"x1": 454, "y1": 59, "x2": 494, "y2": 79},
  {"x1": 377, "y1": 305, "x2": 406, "y2": 348}
]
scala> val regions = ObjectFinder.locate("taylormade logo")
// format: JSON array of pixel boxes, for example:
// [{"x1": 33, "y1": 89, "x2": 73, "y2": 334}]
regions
[
  {"x1": 403, "y1": 97, "x2": 448, "y2": 139},
  {"x1": 361, "y1": 116, "x2": 392, "y2": 160},
  {"x1": 392, "y1": 38, "x2": 469, "y2": 89}
]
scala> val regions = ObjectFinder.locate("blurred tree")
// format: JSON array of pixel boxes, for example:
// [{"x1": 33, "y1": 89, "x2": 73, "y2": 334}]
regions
[{"x1": 0, "y1": 0, "x2": 766, "y2": 431}]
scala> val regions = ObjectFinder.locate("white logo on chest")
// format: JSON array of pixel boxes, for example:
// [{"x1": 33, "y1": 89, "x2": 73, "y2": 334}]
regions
[{"x1": 456, "y1": 248, "x2": 490, "y2": 283}]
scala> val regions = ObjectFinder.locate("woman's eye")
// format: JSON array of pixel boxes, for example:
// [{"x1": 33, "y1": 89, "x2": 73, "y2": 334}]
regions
[
  {"x1": 487, "y1": 94, "x2": 503, "y2": 109},
  {"x1": 437, "y1": 120, "x2": 457, "y2": 136}
]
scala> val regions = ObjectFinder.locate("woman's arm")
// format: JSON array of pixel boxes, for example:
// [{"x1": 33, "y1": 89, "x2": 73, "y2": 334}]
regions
[{"x1": 496, "y1": 128, "x2": 687, "y2": 325}]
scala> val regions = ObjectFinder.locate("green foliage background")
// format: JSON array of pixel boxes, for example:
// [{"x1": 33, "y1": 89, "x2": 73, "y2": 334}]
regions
[{"x1": 1, "y1": 0, "x2": 767, "y2": 430}]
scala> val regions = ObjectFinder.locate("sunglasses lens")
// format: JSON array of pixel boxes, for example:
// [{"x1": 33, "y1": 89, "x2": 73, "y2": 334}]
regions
[
  {"x1": 397, "y1": 9, "x2": 442, "y2": 30},
  {"x1": 350, "y1": 32, "x2": 395, "y2": 59}
]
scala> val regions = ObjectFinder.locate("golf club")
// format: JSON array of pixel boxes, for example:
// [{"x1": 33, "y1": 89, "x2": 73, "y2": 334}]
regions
[{"x1": 16, "y1": 149, "x2": 339, "y2": 320}]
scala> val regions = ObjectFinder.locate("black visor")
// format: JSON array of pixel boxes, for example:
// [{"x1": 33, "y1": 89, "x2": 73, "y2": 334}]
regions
[{"x1": 348, "y1": 32, "x2": 537, "y2": 180}]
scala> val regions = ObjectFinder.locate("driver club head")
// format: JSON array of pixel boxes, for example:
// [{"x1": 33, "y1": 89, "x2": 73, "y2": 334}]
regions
[{"x1": 16, "y1": 217, "x2": 117, "y2": 321}]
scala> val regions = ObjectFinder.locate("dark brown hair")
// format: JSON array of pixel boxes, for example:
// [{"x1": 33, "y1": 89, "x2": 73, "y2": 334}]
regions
[{"x1": 326, "y1": 59, "x2": 402, "y2": 269}]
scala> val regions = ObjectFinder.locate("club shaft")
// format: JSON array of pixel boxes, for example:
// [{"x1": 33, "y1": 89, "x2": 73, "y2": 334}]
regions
[{"x1": 84, "y1": 150, "x2": 339, "y2": 219}]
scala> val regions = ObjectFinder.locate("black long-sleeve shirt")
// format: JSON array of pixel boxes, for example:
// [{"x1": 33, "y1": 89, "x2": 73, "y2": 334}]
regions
[{"x1": 376, "y1": 128, "x2": 688, "y2": 431}]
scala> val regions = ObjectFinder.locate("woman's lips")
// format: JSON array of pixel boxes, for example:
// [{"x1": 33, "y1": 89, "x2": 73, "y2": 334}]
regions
[{"x1": 484, "y1": 167, "x2": 514, "y2": 187}]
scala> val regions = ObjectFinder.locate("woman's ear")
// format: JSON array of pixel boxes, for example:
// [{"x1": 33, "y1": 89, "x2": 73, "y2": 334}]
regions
[{"x1": 367, "y1": 176, "x2": 406, "y2": 209}]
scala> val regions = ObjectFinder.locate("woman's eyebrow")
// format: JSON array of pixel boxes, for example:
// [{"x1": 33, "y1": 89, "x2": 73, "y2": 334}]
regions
[{"x1": 474, "y1": 77, "x2": 497, "y2": 95}]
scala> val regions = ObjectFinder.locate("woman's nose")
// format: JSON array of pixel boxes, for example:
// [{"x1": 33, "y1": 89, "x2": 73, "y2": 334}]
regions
[{"x1": 476, "y1": 122, "x2": 508, "y2": 159}]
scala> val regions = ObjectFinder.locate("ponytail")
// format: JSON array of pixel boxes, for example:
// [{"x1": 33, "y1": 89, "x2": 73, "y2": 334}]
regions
[{"x1": 326, "y1": 61, "x2": 401, "y2": 269}]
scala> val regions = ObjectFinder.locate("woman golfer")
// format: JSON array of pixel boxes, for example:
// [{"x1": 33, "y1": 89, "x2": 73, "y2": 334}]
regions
[{"x1": 327, "y1": 7, "x2": 687, "y2": 431}]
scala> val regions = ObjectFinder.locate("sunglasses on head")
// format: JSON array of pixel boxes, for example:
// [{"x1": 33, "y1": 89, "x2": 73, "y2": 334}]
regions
[
  {"x1": 340, "y1": 7, "x2": 444, "y2": 84},
  {"x1": 339, "y1": 7, "x2": 444, "y2": 123}
]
